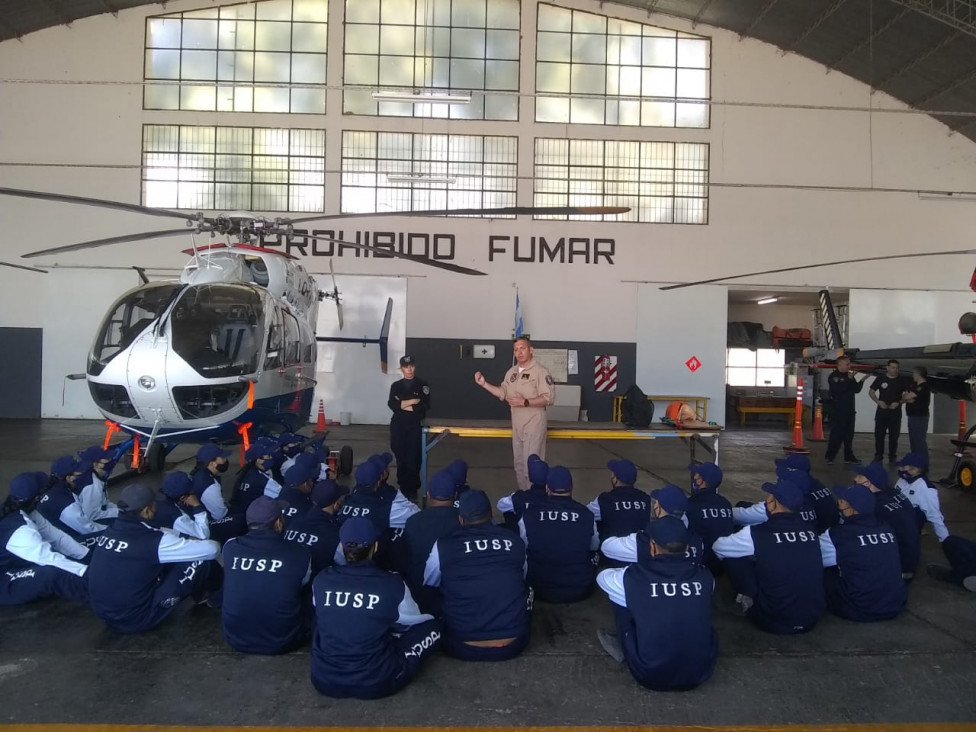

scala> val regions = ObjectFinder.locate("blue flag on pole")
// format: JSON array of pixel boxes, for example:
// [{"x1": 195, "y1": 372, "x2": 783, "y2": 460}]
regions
[{"x1": 514, "y1": 289, "x2": 523, "y2": 339}]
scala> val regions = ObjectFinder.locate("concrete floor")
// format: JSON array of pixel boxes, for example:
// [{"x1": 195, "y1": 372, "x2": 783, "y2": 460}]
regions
[{"x1": 1, "y1": 419, "x2": 975, "y2": 727}]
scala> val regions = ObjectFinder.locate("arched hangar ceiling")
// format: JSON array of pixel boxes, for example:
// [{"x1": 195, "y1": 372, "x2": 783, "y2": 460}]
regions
[{"x1": 0, "y1": 0, "x2": 974, "y2": 142}]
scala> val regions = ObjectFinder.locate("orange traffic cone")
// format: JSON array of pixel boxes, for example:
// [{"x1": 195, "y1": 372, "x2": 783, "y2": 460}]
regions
[
  {"x1": 809, "y1": 401, "x2": 826, "y2": 442},
  {"x1": 316, "y1": 400, "x2": 327, "y2": 432},
  {"x1": 783, "y1": 378, "x2": 811, "y2": 454}
]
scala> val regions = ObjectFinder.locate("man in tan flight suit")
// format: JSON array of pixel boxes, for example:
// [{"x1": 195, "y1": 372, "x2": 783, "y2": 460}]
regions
[{"x1": 474, "y1": 337, "x2": 555, "y2": 491}]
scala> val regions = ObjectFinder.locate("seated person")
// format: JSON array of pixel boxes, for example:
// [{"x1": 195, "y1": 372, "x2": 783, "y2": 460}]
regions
[
  {"x1": 819, "y1": 484, "x2": 907, "y2": 622},
  {"x1": 424, "y1": 490, "x2": 531, "y2": 661},
  {"x1": 498, "y1": 454, "x2": 549, "y2": 531},
  {"x1": 518, "y1": 466, "x2": 599, "y2": 603},
  {"x1": 586, "y1": 459, "x2": 651, "y2": 543},
  {"x1": 88, "y1": 484, "x2": 223, "y2": 634},
  {"x1": 310, "y1": 517, "x2": 440, "y2": 699},
  {"x1": 221, "y1": 496, "x2": 313, "y2": 655},
  {"x1": 595, "y1": 516, "x2": 717, "y2": 691},
  {"x1": 0, "y1": 472, "x2": 90, "y2": 606}
]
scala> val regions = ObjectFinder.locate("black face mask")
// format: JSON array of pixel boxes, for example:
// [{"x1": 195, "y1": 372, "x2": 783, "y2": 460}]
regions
[{"x1": 214, "y1": 461, "x2": 230, "y2": 474}]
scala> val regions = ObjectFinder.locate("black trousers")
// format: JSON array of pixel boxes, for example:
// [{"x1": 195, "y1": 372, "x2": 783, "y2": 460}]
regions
[
  {"x1": 825, "y1": 406, "x2": 856, "y2": 461},
  {"x1": 874, "y1": 409, "x2": 902, "y2": 460},
  {"x1": 390, "y1": 417, "x2": 422, "y2": 498}
]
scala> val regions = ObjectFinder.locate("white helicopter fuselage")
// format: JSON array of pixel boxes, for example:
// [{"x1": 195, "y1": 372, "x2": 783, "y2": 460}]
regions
[{"x1": 87, "y1": 245, "x2": 319, "y2": 442}]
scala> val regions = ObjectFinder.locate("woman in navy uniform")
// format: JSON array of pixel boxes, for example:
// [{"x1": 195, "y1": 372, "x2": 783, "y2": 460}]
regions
[
  {"x1": 388, "y1": 355, "x2": 431, "y2": 501},
  {"x1": 310, "y1": 516, "x2": 440, "y2": 699}
]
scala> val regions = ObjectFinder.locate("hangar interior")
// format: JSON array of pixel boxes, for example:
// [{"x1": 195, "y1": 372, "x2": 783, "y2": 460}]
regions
[{"x1": 0, "y1": 0, "x2": 975, "y2": 728}]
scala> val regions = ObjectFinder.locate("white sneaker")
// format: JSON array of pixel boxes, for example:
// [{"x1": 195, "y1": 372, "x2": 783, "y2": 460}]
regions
[
  {"x1": 963, "y1": 576, "x2": 976, "y2": 593},
  {"x1": 735, "y1": 593, "x2": 754, "y2": 616}
]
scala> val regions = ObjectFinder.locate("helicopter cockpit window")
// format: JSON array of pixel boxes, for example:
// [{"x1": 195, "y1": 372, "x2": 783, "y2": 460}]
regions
[
  {"x1": 90, "y1": 283, "x2": 183, "y2": 376},
  {"x1": 265, "y1": 306, "x2": 283, "y2": 370},
  {"x1": 283, "y1": 311, "x2": 301, "y2": 365},
  {"x1": 170, "y1": 284, "x2": 264, "y2": 378}
]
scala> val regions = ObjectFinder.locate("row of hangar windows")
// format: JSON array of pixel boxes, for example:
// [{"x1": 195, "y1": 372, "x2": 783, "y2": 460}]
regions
[{"x1": 144, "y1": 0, "x2": 712, "y2": 126}]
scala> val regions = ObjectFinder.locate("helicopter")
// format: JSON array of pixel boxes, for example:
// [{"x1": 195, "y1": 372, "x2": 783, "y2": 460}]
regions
[{"x1": 0, "y1": 185, "x2": 628, "y2": 471}]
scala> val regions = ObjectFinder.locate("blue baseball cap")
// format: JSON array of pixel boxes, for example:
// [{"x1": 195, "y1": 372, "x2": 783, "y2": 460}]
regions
[
  {"x1": 459, "y1": 489, "x2": 492, "y2": 522},
  {"x1": 78, "y1": 446, "x2": 112, "y2": 463},
  {"x1": 118, "y1": 483, "x2": 156, "y2": 513},
  {"x1": 50, "y1": 455, "x2": 78, "y2": 479},
  {"x1": 527, "y1": 454, "x2": 549, "y2": 486},
  {"x1": 448, "y1": 459, "x2": 469, "y2": 486},
  {"x1": 428, "y1": 470, "x2": 457, "y2": 501},
  {"x1": 647, "y1": 515, "x2": 690, "y2": 547},
  {"x1": 762, "y1": 478, "x2": 805, "y2": 511},
  {"x1": 161, "y1": 471, "x2": 193, "y2": 499},
  {"x1": 369, "y1": 455, "x2": 390, "y2": 476},
  {"x1": 775, "y1": 453, "x2": 811, "y2": 472},
  {"x1": 897, "y1": 452, "x2": 928, "y2": 470},
  {"x1": 295, "y1": 452, "x2": 320, "y2": 471},
  {"x1": 9, "y1": 472, "x2": 45, "y2": 501},
  {"x1": 311, "y1": 479, "x2": 348, "y2": 507},
  {"x1": 277, "y1": 431, "x2": 302, "y2": 447},
  {"x1": 690, "y1": 462, "x2": 723, "y2": 489},
  {"x1": 607, "y1": 459, "x2": 638, "y2": 485},
  {"x1": 834, "y1": 483, "x2": 876, "y2": 515},
  {"x1": 197, "y1": 444, "x2": 230, "y2": 463},
  {"x1": 546, "y1": 465, "x2": 573, "y2": 494},
  {"x1": 245, "y1": 439, "x2": 276, "y2": 462},
  {"x1": 340, "y1": 516, "x2": 378, "y2": 549},
  {"x1": 775, "y1": 465, "x2": 812, "y2": 494},
  {"x1": 852, "y1": 462, "x2": 889, "y2": 490},
  {"x1": 246, "y1": 495, "x2": 289, "y2": 528},
  {"x1": 651, "y1": 484, "x2": 688, "y2": 515},
  {"x1": 372, "y1": 452, "x2": 394, "y2": 468},
  {"x1": 284, "y1": 460, "x2": 317, "y2": 487},
  {"x1": 355, "y1": 460, "x2": 382, "y2": 488}
]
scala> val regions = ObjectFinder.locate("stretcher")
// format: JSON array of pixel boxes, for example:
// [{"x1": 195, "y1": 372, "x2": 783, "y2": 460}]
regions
[{"x1": 419, "y1": 419, "x2": 721, "y2": 498}]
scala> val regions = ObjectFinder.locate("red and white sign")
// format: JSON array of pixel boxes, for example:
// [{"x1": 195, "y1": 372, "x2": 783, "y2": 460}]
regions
[
  {"x1": 685, "y1": 356, "x2": 702, "y2": 372},
  {"x1": 594, "y1": 355, "x2": 618, "y2": 392}
]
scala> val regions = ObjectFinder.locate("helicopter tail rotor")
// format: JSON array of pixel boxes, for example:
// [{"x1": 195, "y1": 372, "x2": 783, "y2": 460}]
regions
[{"x1": 378, "y1": 297, "x2": 393, "y2": 374}]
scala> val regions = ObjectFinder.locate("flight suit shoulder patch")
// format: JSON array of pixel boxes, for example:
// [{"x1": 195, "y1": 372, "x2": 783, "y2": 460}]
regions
[
  {"x1": 422, "y1": 385, "x2": 430, "y2": 394},
  {"x1": 545, "y1": 375, "x2": 555, "y2": 385}
]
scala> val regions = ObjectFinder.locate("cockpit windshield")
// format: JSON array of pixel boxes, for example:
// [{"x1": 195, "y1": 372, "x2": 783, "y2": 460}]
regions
[
  {"x1": 89, "y1": 283, "x2": 183, "y2": 374},
  {"x1": 170, "y1": 284, "x2": 265, "y2": 378}
]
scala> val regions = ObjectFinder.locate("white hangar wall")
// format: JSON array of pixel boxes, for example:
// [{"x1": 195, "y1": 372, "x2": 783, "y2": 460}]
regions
[{"x1": 0, "y1": 0, "x2": 973, "y2": 422}]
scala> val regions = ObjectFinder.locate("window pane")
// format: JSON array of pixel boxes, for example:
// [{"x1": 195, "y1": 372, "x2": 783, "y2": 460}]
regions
[
  {"x1": 535, "y1": 4, "x2": 707, "y2": 128},
  {"x1": 345, "y1": 55, "x2": 378, "y2": 85},
  {"x1": 756, "y1": 349, "x2": 786, "y2": 367},
  {"x1": 486, "y1": 29, "x2": 519, "y2": 60},
  {"x1": 487, "y1": 0, "x2": 520, "y2": 30},
  {"x1": 147, "y1": 18, "x2": 182, "y2": 48},
  {"x1": 452, "y1": 28, "x2": 486, "y2": 59},
  {"x1": 727, "y1": 368, "x2": 756, "y2": 387},
  {"x1": 145, "y1": 4, "x2": 328, "y2": 114},
  {"x1": 145, "y1": 49, "x2": 180, "y2": 78},
  {"x1": 756, "y1": 368, "x2": 785, "y2": 387},
  {"x1": 347, "y1": 0, "x2": 379, "y2": 23},
  {"x1": 727, "y1": 348, "x2": 756, "y2": 367}
]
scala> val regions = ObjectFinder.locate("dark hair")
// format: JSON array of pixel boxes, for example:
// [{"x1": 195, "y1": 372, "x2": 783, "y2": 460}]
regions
[
  {"x1": 514, "y1": 336, "x2": 532, "y2": 347},
  {"x1": 342, "y1": 544, "x2": 373, "y2": 564},
  {"x1": 914, "y1": 366, "x2": 928, "y2": 377},
  {"x1": 0, "y1": 495, "x2": 35, "y2": 521},
  {"x1": 652, "y1": 539, "x2": 688, "y2": 555},
  {"x1": 887, "y1": 359, "x2": 900, "y2": 367}
]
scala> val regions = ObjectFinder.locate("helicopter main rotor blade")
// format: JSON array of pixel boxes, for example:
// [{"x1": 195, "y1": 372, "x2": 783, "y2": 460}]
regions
[
  {"x1": 22, "y1": 229, "x2": 191, "y2": 259},
  {"x1": 297, "y1": 233, "x2": 486, "y2": 276},
  {"x1": 0, "y1": 186, "x2": 192, "y2": 221},
  {"x1": 659, "y1": 248, "x2": 976, "y2": 291},
  {"x1": 0, "y1": 261, "x2": 47, "y2": 274},
  {"x1": 327, "y1": 259, "x2": 343, "y2": 330},
  {"x1": 290, "y1": 205, "x2": 629, "y2": 224}
]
